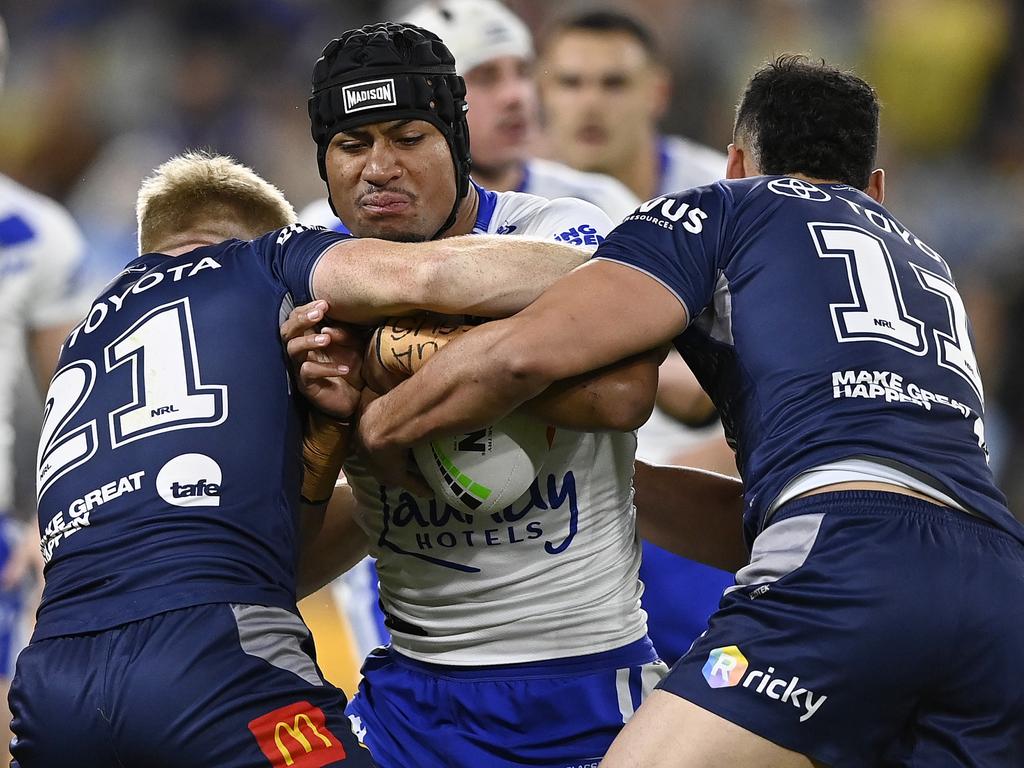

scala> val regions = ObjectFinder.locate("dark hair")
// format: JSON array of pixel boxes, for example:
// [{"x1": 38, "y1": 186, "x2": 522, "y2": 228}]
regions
[
  {"x1": 734, "y1": 55, "x2": 879, "y2": 189},
  {"x1": 543, "y1": 9, "x2": 659, "y2": 61}
]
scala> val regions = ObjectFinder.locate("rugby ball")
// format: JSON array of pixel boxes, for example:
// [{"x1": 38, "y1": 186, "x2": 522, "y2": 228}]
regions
[{"x1": 412, "y1": 413, "x2": 552, "y2": 515}]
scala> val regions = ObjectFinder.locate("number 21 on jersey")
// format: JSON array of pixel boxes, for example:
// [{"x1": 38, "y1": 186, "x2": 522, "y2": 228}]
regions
[{"x1": 37, "y1": 298, "x2": 227, "y2": 500}]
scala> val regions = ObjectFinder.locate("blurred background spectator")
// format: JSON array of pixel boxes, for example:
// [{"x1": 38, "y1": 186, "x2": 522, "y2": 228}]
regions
[{"x1": 2, "y1": 0, "x2": 1021, "y2": 537}]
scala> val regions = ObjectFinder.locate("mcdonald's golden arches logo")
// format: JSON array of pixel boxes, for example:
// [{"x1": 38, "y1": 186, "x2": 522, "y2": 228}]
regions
[{"x1": 248, "y1": 701, "x2": 347, "y2": 767}]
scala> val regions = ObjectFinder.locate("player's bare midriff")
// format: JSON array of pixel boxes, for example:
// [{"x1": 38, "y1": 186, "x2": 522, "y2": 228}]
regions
[{"x1": 795, "y1": 481, "x2": 950, "y2": 508}]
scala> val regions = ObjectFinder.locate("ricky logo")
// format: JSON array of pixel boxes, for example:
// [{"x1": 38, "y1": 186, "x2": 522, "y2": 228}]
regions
[
  {"x1": 342, "y1": 78, "x2": 397, "y2": 113},
  {"x1": 702, "y1": 646, "x2": 827, "y2": 723}
]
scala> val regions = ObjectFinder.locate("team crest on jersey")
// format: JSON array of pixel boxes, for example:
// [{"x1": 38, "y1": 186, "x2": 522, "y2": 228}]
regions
[
  {"x1": 767, "y1": 178, "x2": 831, "y2": 201},
  {"x1": 342, "y1": 78, "x2": 397, "y2": 114}
]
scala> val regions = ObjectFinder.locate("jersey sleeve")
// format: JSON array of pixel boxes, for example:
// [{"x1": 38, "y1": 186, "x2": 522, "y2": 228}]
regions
[
  {"x1": 27, "y1": 199, "x2": 92, "y2": 329},
  {"x1": 518, "y1": 197, "x2": 615, "y2": 250},
  {"x1": 253, "y1": 224, "x2": 355, "y2": 305},
  {"x1": 592, "y1": 185, "x2": 730, "y2": 324}
]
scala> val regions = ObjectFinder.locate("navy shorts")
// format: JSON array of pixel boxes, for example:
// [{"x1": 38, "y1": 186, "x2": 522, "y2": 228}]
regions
[
  {"x1": 659, "y1": 491, "x2": 1024, "y2": 767},
  {"x1": 10, "y1": 603, "x2": 375, "y2": 768},
  {"x1": 347, "y1": 637, "x2": 668, "y2": 767}
]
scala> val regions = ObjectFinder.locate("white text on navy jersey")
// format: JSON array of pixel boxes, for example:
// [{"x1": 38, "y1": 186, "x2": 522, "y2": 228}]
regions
[{"x1": 64, "y1": 257, "x2": 222, "y2": 351}]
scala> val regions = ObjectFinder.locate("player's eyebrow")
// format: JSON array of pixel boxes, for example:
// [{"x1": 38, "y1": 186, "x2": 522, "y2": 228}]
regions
[
  {"x1": 382, "y1": 119, "x2": 416, "y2": 133},
  {"x1": 334, "y1": 120, "x2": 417, "y2": 143}
]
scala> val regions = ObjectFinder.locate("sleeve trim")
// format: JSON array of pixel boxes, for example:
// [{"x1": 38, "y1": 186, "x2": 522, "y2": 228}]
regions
[{"x1": 307, "y1": 237, "x2": 358, "y2": 303}]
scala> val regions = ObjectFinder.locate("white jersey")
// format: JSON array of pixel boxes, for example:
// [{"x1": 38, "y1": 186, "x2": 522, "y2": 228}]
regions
[
  {"x1": 519, "y1": 158, "x2": 639, "y2": 223},
  {"x1": 657, "y1": 134, "x2": 726, "y2": 197},
  {"x1": 320, "y1": 185, "x2": 646, "y2": 665},
  {"x1": 0, "y1": 174, "x2": 89, "y2": 510}
]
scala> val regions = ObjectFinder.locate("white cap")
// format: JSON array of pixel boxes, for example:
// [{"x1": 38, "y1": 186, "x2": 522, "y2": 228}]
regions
[{"x1": 401, "y1": 0, "x2": 534, "y2": 74}]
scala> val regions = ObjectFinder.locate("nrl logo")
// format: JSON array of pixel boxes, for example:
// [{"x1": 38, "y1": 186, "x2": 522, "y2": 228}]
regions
[{"x1": 342, "y1": 78, "x2": 397, "y2": 113}]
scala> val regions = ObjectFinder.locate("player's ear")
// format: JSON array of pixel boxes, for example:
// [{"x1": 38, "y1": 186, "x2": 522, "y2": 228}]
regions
[
  {"x1": 866, "y1": 168, "x2": 885, "y2": 204},
  {"x1": 726, "y1": 144, "x2": 747, "y2": 180}
]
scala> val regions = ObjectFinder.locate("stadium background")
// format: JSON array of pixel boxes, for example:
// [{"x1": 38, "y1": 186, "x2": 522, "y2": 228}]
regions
[{"x1": 2, "y1": 0, "x2": 1022, "y2": 689}]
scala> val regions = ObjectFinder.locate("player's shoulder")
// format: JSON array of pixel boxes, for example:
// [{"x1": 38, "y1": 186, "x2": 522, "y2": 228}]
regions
[
  {"x1": 524, "y1": 158, "x2": 639, "y2": 220},
  {"x1": 658, "y1": 134, "x2": 727, "y2": 194},
  {"x1": 0, "y1": 173, "x2": 84, "y2": 255},
  {"x1": 481, "y1": 185, "x2": 610, "y2": 235}
]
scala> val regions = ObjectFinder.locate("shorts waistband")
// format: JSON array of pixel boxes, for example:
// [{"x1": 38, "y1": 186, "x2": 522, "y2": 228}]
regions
[
  {"x1": 384, "y1": 635, "x2": 658, "y2": 679},
  {"x1": 771, "y1": 490, "x2": 1009, "y2": 539}
]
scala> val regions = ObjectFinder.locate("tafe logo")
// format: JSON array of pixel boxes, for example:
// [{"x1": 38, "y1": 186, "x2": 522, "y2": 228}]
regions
[
  {"x1": 156, "y1": 453, "x2": 222, "y2": 507},
  {"x1": 702, "y1": 646, "x2": 827, "y2": 722},
  {"x1": 342, "y1": 78, "x2": 397, "y2": 114},
  {"x1": 767, "y1": 177, "x2": 831, "y2": 201}
]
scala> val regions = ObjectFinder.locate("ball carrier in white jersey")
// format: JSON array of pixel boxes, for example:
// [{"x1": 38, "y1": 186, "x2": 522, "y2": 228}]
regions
[{"x1": 304, "y1": 23, "x2": 667, "y2": 768}]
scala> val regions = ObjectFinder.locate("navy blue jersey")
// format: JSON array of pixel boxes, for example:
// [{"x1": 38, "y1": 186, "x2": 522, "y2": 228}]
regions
[
  {"x1": 33, "y1": 225, "x2": 350, "y2": 640},
  {"x1": 595, "y1": 177, "x2": 1020, "y2": 543}
]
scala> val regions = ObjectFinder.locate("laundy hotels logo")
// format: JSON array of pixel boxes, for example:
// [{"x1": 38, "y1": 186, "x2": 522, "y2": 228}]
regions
[
  {"x1": 702, "y1": 646, "x2": 828, "y2": 723},
  {"x1": 342, "y1": 78, "x2": 397, "y2": 113}
]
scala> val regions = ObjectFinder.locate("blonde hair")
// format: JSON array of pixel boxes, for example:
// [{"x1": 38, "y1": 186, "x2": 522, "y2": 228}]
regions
[{"x1": 136, "y1": 150, "x2": 297, "y2": 254}]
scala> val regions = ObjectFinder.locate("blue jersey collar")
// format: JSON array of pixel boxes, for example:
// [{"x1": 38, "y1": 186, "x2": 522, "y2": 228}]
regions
[{"x1": 471, "y1": 180, "x2": 499, "y2": 233}]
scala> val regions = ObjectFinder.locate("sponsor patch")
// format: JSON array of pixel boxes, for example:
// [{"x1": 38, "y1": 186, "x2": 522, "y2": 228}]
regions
[
  {"x1": 342, "y1": 79, "x2": 397, "y2": 114},
  {"x1": 702, "y1": 646, "x2": 828, "y2": 722},
  {"x1": 248, "y1": 701, "x2": 347, "y2": 768},
  {"x1": 767, "y1": 178, "x2": 831, "y2": 201},
  {"x1": 156, "y1": 453, "x2": 222, "y2": 507}
]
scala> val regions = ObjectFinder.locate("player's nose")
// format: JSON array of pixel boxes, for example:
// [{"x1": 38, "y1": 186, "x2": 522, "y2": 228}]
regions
[{"x1": 361, "y1": 142, "x2": 403, "y2": 185}]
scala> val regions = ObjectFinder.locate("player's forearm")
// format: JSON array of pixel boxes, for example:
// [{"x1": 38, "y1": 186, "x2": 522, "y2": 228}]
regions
[
  {"x1": 296, "y1": 483, "x2": 369, "y2": 600},
  {"x1": 633, "y1": 460, "x2": 747, "y2": 572},
  {"x1": 374, "y1": 318, "x2": 658, "y2": 432},
  {"x1": 360, "y1": 316, "x2": 552, "y2": 454},
  {"x1": 524, "y1": 352, "x2": 659, "y2": 432},
  {"x1": 362, "y1": 260, "x2": 688, "y2": 451},
  {"x1": 315, "y1": 236, "x2": 588, "y2": 326},
  {"x1": 418, "y1": 235, "x2": 590, "y2": 318}
]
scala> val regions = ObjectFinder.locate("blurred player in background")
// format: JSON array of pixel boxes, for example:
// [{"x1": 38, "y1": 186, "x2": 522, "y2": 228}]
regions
[
  {"x1": 292, "y1": 22, "x2": 740, "y2": 767},
  {"x1": 540, "y1": 8, "x2": 736, "y2": 665},
  {"x1": 0, "y1": 14, "x2": 93, "y2": 762},
  {"x1": 358, "y1": 54, "x2": 1024, "y2": 767},
  {"x1": 540, "y1": 9, "x2": 725, "y2": 203}
]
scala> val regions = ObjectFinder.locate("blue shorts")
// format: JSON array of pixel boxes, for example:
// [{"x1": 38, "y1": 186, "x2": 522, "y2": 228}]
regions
[
  {"x1": 659, "y1": 491, "x2": 1024, "y2": 767},
  {"x1": 639, "y1": 541, "x2": 734, "y2": 665},
  {"x1": 347, "y1": 637, "x2": 668, "y2": 768},
  {"x1": 10, "y1": 603, "x2": 375, "y2": 768}
]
